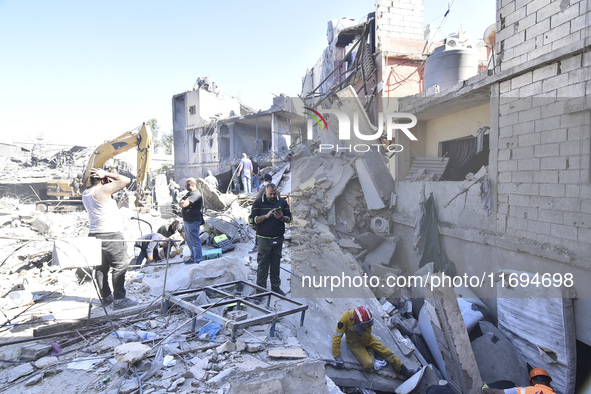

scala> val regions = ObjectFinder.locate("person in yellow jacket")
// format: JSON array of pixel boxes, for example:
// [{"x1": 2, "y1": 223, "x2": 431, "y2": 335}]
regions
[
  {"x1": 482, "y1": 368, "x2": 556, "y2": 394},
  {"x1": 332, "y1": 306, "x2": 415, "y2": 379}
]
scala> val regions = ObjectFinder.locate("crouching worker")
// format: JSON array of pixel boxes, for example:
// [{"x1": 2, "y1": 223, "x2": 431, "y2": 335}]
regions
[
  {"x1": 332, "y1": 306, "x2": 416, "y2": 379},
  {"x1": 482, "y1": 368, "x2": 555, "y2": 394},
  {"x1": 134, "y1": 233, "x2": 169, "y2": 267}
]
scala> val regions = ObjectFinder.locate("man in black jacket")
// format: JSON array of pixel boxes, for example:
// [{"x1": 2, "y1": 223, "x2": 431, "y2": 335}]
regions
[
  {"x1": 249, "y1": 183, "x2": 291, "y2": 295},
  {"x1": 179, "y1": 178, "x2": 203, "y2": 264}
]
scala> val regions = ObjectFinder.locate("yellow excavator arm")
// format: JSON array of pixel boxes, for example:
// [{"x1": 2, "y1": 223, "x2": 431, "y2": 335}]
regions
[{"x1": 82, "y1": 122, "x2": 153, "y2": 198}]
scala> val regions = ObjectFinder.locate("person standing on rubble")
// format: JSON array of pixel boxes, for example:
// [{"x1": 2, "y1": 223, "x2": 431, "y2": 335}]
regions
[
  {"x1": 31, "y1": 144, "x2": 39, "y2": 166},
  {"x1": 482, "y1": 368, "x2": 556, "y2": 394},
  {"x1": 249, "y1": 183, "x2": 291, "y2": 295},
  {"x1": 204, "y1": 170, "x2": 219, "y2": 190},
  {"x1": 332, "y1": 306, "x2": 416, "y2": 379},
  {"x1": 82, "y1": 168, "x2": 137, "y2": 309},
  {"x1": 179, "y1": 177, "x2": 203, "y2": 264},
  {"x1": 237, "y1": 153, "x2": 253, "y2": 193},
  {"x1": 250, "y1": 156, "x2": 259, "y2": 193}
]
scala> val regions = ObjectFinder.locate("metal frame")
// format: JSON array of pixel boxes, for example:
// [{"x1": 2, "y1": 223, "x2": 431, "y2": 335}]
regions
[{"x1": 164, "y1": 280, "x2": 308, "y2": 341}]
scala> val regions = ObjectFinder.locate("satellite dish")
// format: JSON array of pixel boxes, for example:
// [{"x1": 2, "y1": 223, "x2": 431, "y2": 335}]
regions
[{"x1": 483, "y1": 24, "x2": 496, "y2": 47}]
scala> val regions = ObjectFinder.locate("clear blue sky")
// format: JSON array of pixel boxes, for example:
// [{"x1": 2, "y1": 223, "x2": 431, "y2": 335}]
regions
[{"x1": 0, "y1": 0, "x2": 494, "y2": 147}]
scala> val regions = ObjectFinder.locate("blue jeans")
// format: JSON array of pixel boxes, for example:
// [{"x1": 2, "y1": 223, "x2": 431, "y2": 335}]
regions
[
  {"x1": 252, "y1": 176, "x2": 259, "y2": 193},
  {"x1": 241, "y1": 174, "x2": 251, "y2": 193},
  {"x1": 184, "y1": 221, "x2": 202, "y2": 262}
]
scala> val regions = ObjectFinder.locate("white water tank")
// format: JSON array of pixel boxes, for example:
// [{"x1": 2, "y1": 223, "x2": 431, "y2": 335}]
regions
[{"x1": 424, "y1": 35, "x2": 479, "y2": 92}]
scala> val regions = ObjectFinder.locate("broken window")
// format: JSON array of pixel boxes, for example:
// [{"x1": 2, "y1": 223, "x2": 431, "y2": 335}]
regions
[
  {"x1": 440, "y1": 133, "x2": 489, "y2": 181},
  {"x1": 189, "y1": 105, "x2": 196, "y2": 115}
]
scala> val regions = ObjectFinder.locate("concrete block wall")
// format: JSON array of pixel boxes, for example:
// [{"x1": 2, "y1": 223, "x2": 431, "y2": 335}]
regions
[
  {"x1": 497, "y1": 51, "x2": 591, "y2": 258},
  {"x1": 496, "y1": 0, "x2": 591, "y2": 70},
  {"x1": 376, "y1": 0, "x2": 425, "y2": 45}
]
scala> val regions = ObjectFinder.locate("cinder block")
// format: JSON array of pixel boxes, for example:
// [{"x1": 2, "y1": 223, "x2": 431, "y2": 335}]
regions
[
  {"x1": 518, "y1": 107, "x2": 542, "y2": 123},
  {"x1": 525, "y1": 18, "x2": 551, "y2": 39},
  {"x1": 507, "y1": 217, "x2": 528, "y2": 231},
  {"x1": 516, "y1": 183, "x2": 540, "y2": 196},
  {"x1": 540, "y1": 183, "x2": 566, "y2": 197},
  {"x1": 534, "y1": 144, "x2": 559, "y2": 158},
  {"x1": 519, "y1": 80, "x2": 542, "y2": 96},
  {"x1": 511, "y1": 71, "x2": 533, "y2": 90},
  {"x1": 499, "y1": 125, "x2": 514, "y2": 138},
  {"x1": 527, "y1": 219, "x2": 551, "y2": 235},
  {"x1": 498, "y1": 160, "x2": 518, "y2": 172},
  {"x1": 538, "y1": 208, "x2": 564, "y2": 224},
  {"x1": 534, "y1": 170, "x2": 559, "y2": 184},
  {"x1": 512, "y1": 146, "x2": 534, "y2": 159},
  {"x1": 560, "y1": 140, "x2": 587, "y2": 156},
  {"x1": 552, "y1": 31, "x2": 582, "y2": 52},
  {"x1": 582, "y1": 199, "x2": 591, "y2": 214},
  {"x1": 536, "y1": 233, "x2": 557, "y2": 245},
  {"x1": 555, "y1": 197, "x2": 584, "y2": 212},
  {"x1": 540, "y1": 156, "x2": 567, "y2": 170},
  {"x1": 515, "y1": 207, "x2": 538, "y2": 220},
  {"x1": 561, "y1": 111, "x2": 590, "y2": 129},
  {"x1": 509, "y1": 194, "x2": 530, "y2": 207},
  {"x1": 505, "y1": 6, "x2": 527, "y2": 26},
  {"x1": 537, "y1": 1, "x2": 563, "y2": 23},
  {"x1": 498, "y1": 148, "x2": 512, "y2": 161},
  {"x1": 557, "y1": 83, "x2": 585, "y2": 97},
  {"x1": 518, "y1": 133, "x2": 541, "y2": 146},
  {"x1": 518, "y1": 158, "x2": 540, "y2": 171},
  {"x1": 550, "y1": 223, "x2": 578, "y2": 240},
  {"x1": 499, "y1": 1, "x2": 516, "y2": 17},
  {"x1": 579, "y1": 228, "x2": 591, "y2": 244},
  {"x1": 498, "y1": 202, "x2": 509, "y2": 215},
  {"x1": 512, "y1": 171, "x2": 534, "y2": 183},
  {"x1": 560, "y1": 54, "x2": 583, "y2": 73},
  {"x1": 565, "y1": 184, "x2": 585, "y2": 198},
  {"x1": 500, "y1": 80, "x2": 512, "y2": 94},
  {"x1": 529, "y1": 196, "x2": 554, "y2": 210},
  {"x1": 542, "y1": 73, "x2": 569, "y2": 93},
  {"x1": 499, "y1": 183, "x2": 518, "y2": 195},
  {"x1": 571, "y1": 14, "x2": 588, "y2": 33},
  {"x1": 499, "y1": 171, "x2": 512, "y2": 183},
  {"x1": 549, "y1": 3, "x2": 581, "y2": 28},
  {"x1": 565, "y1": 155, "x2": 589, "y2": 170},
  {"x1": 532, "y1": 63, "x2": 558, "y2": 82},
  {"x1": 528, "y1": 44, "x2": 553, "y2": 61},
  {"x1": 505, "y1": 31, "x2": 527, "y2": 50},
  {"x1": 541, "y1": 129, "x2": 567, "y2": 143},
  {"x1": 540, "y1": 100, "x2": 566, "y2": 117},
  {"x1": 534, "y1": 116, "x2": 561, "y2": 132},
  {"x1": 567, "y1": 126, "x2": 587, "y2": 140},
  {"x1": 499, "y1": 112, "x2": 520, "y2": 127},
  {"x1": 543, "y1": 22, "x2": 571, "y2": 45},
  {"x1": 513, "y1": 120, "x2": 536, "y2": 135},
  {"x1": 517, "y1": 12, "x2": 537, "y2": 32}
]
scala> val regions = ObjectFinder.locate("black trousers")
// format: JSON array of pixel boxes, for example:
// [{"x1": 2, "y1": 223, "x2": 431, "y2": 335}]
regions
[
  {"x1": 90, "y1": 232, "x2": 128, "y2": 300},
  {"x1": 256, "y1": 236, "x2": 283, "y2": 290}
]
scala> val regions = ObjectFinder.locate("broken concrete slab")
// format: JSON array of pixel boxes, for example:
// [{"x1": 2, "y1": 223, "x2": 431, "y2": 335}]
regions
[
  {"x1": 119, "y1": 378, "x2": 140, "y2": 394},
  {"x1": 497, "y1": 270, "x2": 576, "y2": 394},
  {"x1": 196, "y1": 178, "x2": 237, "y2": 211},
  {"x1": 204, "y1": 217, "x2": 240, "y2": 240},
  {"x1": 421, "y1": 280, "x2": 482, "y2": 393},
  {"x1": 189, "y1": 357, "x2": 209, "y2": 380},
  {"x1": 354, "y1": 232, "x2": 385, "y2": 250},
  {"x1": 216, "y1": 341, "x2": 236, "y2": 353},
  {"x1": 113, "y1": 342, "x2": 151, "y2": 365},
  {"x1": 245, "y1": 343, "x2": 265, "y2": 353},
  {"x1": 20, "y1": 343, "x2": 52, "y2": 359},
  {"x1": 24, "y1": 373, "x2": 43, "y2": 387},
  {"x1": 7, "y1": 363, "x2": 35, "y2": 383},
  {"x1": 207, "y1": 366, "x2": 239, "y2": 388},
  {"x1": 227, "y1": 360, "x2": 329, "y2": 394},
  {"x1": 472, "y1": 321, "x2": 524, "y2": 387},
  {"x1": 364, "y1": 235, "x2": 400, "y2": 267},
  {"x1": 34, "y1": 356, "x2": 59, "y2": 369},
  {"x1": 355, "y1": 152, "x2": 396, "y2": 211},
  {"x1": 267, "y1": 348, "x2": 307, "y2": 359}
]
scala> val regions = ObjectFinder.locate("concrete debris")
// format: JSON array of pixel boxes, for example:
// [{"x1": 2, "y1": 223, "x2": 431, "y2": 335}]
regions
[
  {"x1": 216, "y1": 341, "x2": 236, "y2": 353},
  {"x1": 245, "y1": 343, "x2": 265, "y2": 353},
  {"x1": 20, "y1": 343, "x2": 52, "y2": 360},
  {"x1": 206, "y1": 366, "x2": 239, "y2": 388},
  {"x1": 113, "y1": 342, "x2": 151, "y2": 365},
  {"x1": 7, "y1": 363, "x2": 34, "y2": 383},
  {"x1": 33, "y1": 356, "x2": 59, "y2": 369},
  {"x1": 267, "y1": 348, "x2": 307, "y2": 359},
  {"x1": 24, "y1": 373, "x2": 43, "y2": 387},
  {"x1": 119, "y1": 378, "x2": 140, "y2": 394},
  {"x1": 196, "y1": 178, "x2": 237, "y2": 211}
]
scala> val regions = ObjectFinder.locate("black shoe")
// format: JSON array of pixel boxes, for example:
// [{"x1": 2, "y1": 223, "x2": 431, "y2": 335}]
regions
[
  {"x1": 113, "y1": 297, "x2": 138, "y2": 310},
  {"x1": 100, "y1": 294, "x2": 114, "y2": 307},
  {"x1": 271, "y1": 288, "x2": 286, "y2": 296},
  {"x1": 399, "y1": 364, "x2": 417, "y2": 379}
]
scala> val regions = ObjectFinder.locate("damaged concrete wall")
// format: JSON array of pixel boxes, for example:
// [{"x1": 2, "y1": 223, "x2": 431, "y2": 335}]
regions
[{"x1": 495, "y1": 0, "x2": 591, "y2": 71}]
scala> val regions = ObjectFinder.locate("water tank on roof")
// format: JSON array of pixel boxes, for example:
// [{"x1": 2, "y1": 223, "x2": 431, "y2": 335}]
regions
[{"x1": 424, "y1": 32, "x2": 479, "y2": 92}]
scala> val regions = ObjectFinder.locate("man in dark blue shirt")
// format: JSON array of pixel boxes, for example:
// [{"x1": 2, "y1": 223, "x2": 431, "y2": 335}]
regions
[
  {"x1": 179, "y1": 177, "x2": 203, "y2": 264},
  {"x1": 249, "y1": 183, "x2": 291, "y2": 295}
]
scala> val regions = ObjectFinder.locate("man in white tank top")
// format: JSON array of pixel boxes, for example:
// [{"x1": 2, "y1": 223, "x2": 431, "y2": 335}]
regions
[{"x1": 82, "y1": 168, "x2": 137, "y2": 309}]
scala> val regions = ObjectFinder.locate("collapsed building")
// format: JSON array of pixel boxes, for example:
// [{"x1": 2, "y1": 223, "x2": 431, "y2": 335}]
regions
[{"x1": 0, "y1": 0, "x2": 590, "y2": 393}]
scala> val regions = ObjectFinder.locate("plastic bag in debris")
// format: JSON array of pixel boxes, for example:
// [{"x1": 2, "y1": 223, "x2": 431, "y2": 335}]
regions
[{"x1": 198, "y1": 322, "x2": 222, "y2": 341}]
